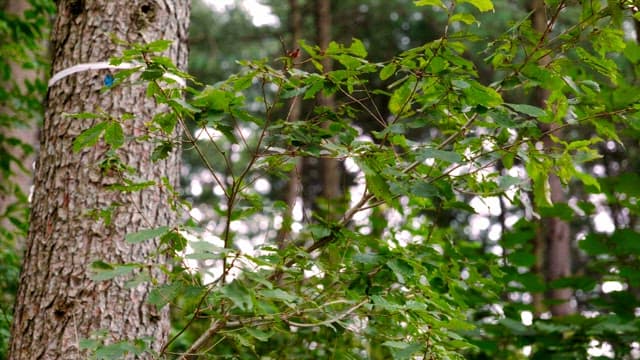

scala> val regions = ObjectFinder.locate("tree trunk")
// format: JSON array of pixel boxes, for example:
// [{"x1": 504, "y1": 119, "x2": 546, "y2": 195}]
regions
[
  {"x1": 315, "y1": 0, "x2": 342, "y2": 213},
  {"x1": 530, "y1": 0, "x2": 573, "y2": 317},
  {"x1": 8, "y1": 1, "x2": 189, "y2": 359},
  {"x1": 276, "y1": 0, "x2": 304, "y2": 248}
]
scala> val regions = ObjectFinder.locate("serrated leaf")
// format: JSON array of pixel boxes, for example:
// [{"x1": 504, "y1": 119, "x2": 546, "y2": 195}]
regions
[
  {"x1": 125, "y1": 226, "x2": 170, "y2": 244},
  {"x1": 104, "y1": 122, "x2": 124, "y2": 149},
  {"x1": 147, "y1": 283, "x2": 181, "y2": 309},
  {"x1": 366, "y1": 173, "x2": 393, "y2": 205},
  {"x1": 153, "y1": 112, "x2": 177, "y2": 134},
  {"x1": 151, "y1": 141, "x2": 173, "y2": 162},
  {"x1": 73, "y1": 122, "x2": 108, "y2": 152}
]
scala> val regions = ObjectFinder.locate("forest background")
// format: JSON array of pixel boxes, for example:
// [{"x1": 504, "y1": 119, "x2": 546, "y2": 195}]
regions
[{"x1": 2, "y1": 0, "x2": 640, "y2": 358}]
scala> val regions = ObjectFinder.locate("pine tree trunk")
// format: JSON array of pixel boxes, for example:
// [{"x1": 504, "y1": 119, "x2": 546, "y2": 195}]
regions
[{"x1": 8, "y1": 1, "x2": 189, "y2": 359}]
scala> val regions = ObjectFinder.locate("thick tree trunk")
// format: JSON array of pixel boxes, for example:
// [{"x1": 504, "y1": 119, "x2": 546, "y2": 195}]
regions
[
  {"x1": 8, "y1": 1, "x2": 189, "y2": 359},
  {"x1": 530, "y1": 0, "x2": 573, "y2": 317},
  {"x1": 315, "y1": 0, "x2": 342, "y2": 216}
]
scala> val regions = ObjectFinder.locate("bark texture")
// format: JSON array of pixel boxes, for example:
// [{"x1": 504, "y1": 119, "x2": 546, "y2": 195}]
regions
[
  {"x1": 530, "y1": 0, "x2": 573, "y2": 317},
  {"x1": 9, "y1": 1, "x2": 189, "y2": 359}
]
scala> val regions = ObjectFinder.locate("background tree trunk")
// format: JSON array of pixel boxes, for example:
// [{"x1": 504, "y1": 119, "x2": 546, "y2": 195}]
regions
[
  {"x1": 8, "y1": 0, "x2": 189, "y2": 359},
  {"x1": 315, "y1": 0, "x2": 342, "y2": 211},
  {"x1": 276, "y1": 0, "x2": 304, "y2": 248},
  {"x1": 530, "y1": 0, "x2": 573, "y2": 317}
]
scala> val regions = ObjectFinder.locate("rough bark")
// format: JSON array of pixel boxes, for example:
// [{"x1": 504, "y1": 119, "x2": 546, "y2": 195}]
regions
[
  {"x1": 315, "y1": 0, "x2": 341, "y2": 206},
  {"x1": 530, "y1": 0, "x2": 573, "y2": 317},
  {"x1": 8, "y1": 1, "x2": 189, "y2": 359}
]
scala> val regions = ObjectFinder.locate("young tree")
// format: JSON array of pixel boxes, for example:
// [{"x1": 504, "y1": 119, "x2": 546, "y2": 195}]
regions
[{"x1": 8, "y1": 1, "x2": 189, "y2": 358}]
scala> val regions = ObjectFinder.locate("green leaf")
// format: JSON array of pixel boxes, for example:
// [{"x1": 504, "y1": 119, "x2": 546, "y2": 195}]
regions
[
  {"x1": 388, "y1": 80, "x2": 415, "y2": 115},
  {"x1": 417, "y1": 148, "x2": 462, "y2": 163},
  {"x1": 386, "y1": 258, "x2": 413, "y2": 284},
  {"x1": 309, "y1": 224, "x2": 331, "y2": 239},
  {"x1": 146, "y1": 39, "x2": 173, "y2": 52},
  {"x1": 168, "y1": 98, "x2": 200, "y2": 115},
  {"x1": 94, "y1": 341, "x2": 144, "y2": 359},
  {"x1": 73, "y1": 122, "x2": 108, "y2": 152},
  {"x1": 147, "y1": 283, "x2": 181, "y2": 309},
  {"x1": 366, "y1": 173, "x2": 393, "y2": 205},
  {"x1": 222, "y1": 280, "x2": 253, "y2": 311},
  {"x1": 465, "y1": 81, "x2": 502, "y2": 107},
  {"x1": 151, "y1": 141, "x2": 173, "y2": 162},
  {"x1": 349, "y1": 38, "x2": 367, "y2": 58},
  {"x1": 125, "y1": 226, "x2": 170, "y2": 244},
  {"x1": 578, "y1": 233, "x2": 609, "y2": 255},
  {"x1": 160, "y1": 231, "x2": 187, "y2": 252},
  {"x1": 506, "y1": 103, "x2": 547, "y2": 118},
  {"x1": 141, "y1": 68, "x2": 164, "y2": 81},
  {"x1": 458, "y1": 0, "x2": 494, "y2": 12},
  {"x1": 383, "y1": 341, "x2": 424, "y2": 360},
  {"x1": 104, "y1": 122, "x2": 125, "y2": 149},
  {"x1": 153, "y1": 112, "x2": 177, "y2": 134},
  {"x1": 245, "y1": 328, "x2": 272, "y2": 342},
  {"x1": 380, "y1": 63, "x2": 397, "y2": 80},
  {"x1": 508, "y1": 249, "x2": 536, "y2": 267},
  {"x1": 450, "y1": 13, "x2": 478, "y2": 25},
  {"x1": 611, "y1": 229, "x2": 640, "y2": 255},
  {"x1": 411, "y1": 182, "x2": 439, "y2": 198},
  {"x1": 498, "y1": 318, "x2": 532, "y2": 335},
  {"x1": 90, "y1": 261, "x2": 138, "y2": 281},
  {"x1": 414, "y1": 0, "x2": 445, "y2": 8},
  {"x1": 260, "y1": 289, "x2": 298, "y2": 304}
]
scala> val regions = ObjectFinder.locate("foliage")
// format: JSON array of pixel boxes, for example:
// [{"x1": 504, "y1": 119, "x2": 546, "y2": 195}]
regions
[{"x1": 5, "y1": 0, "x2": 640, "y2": 359}]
